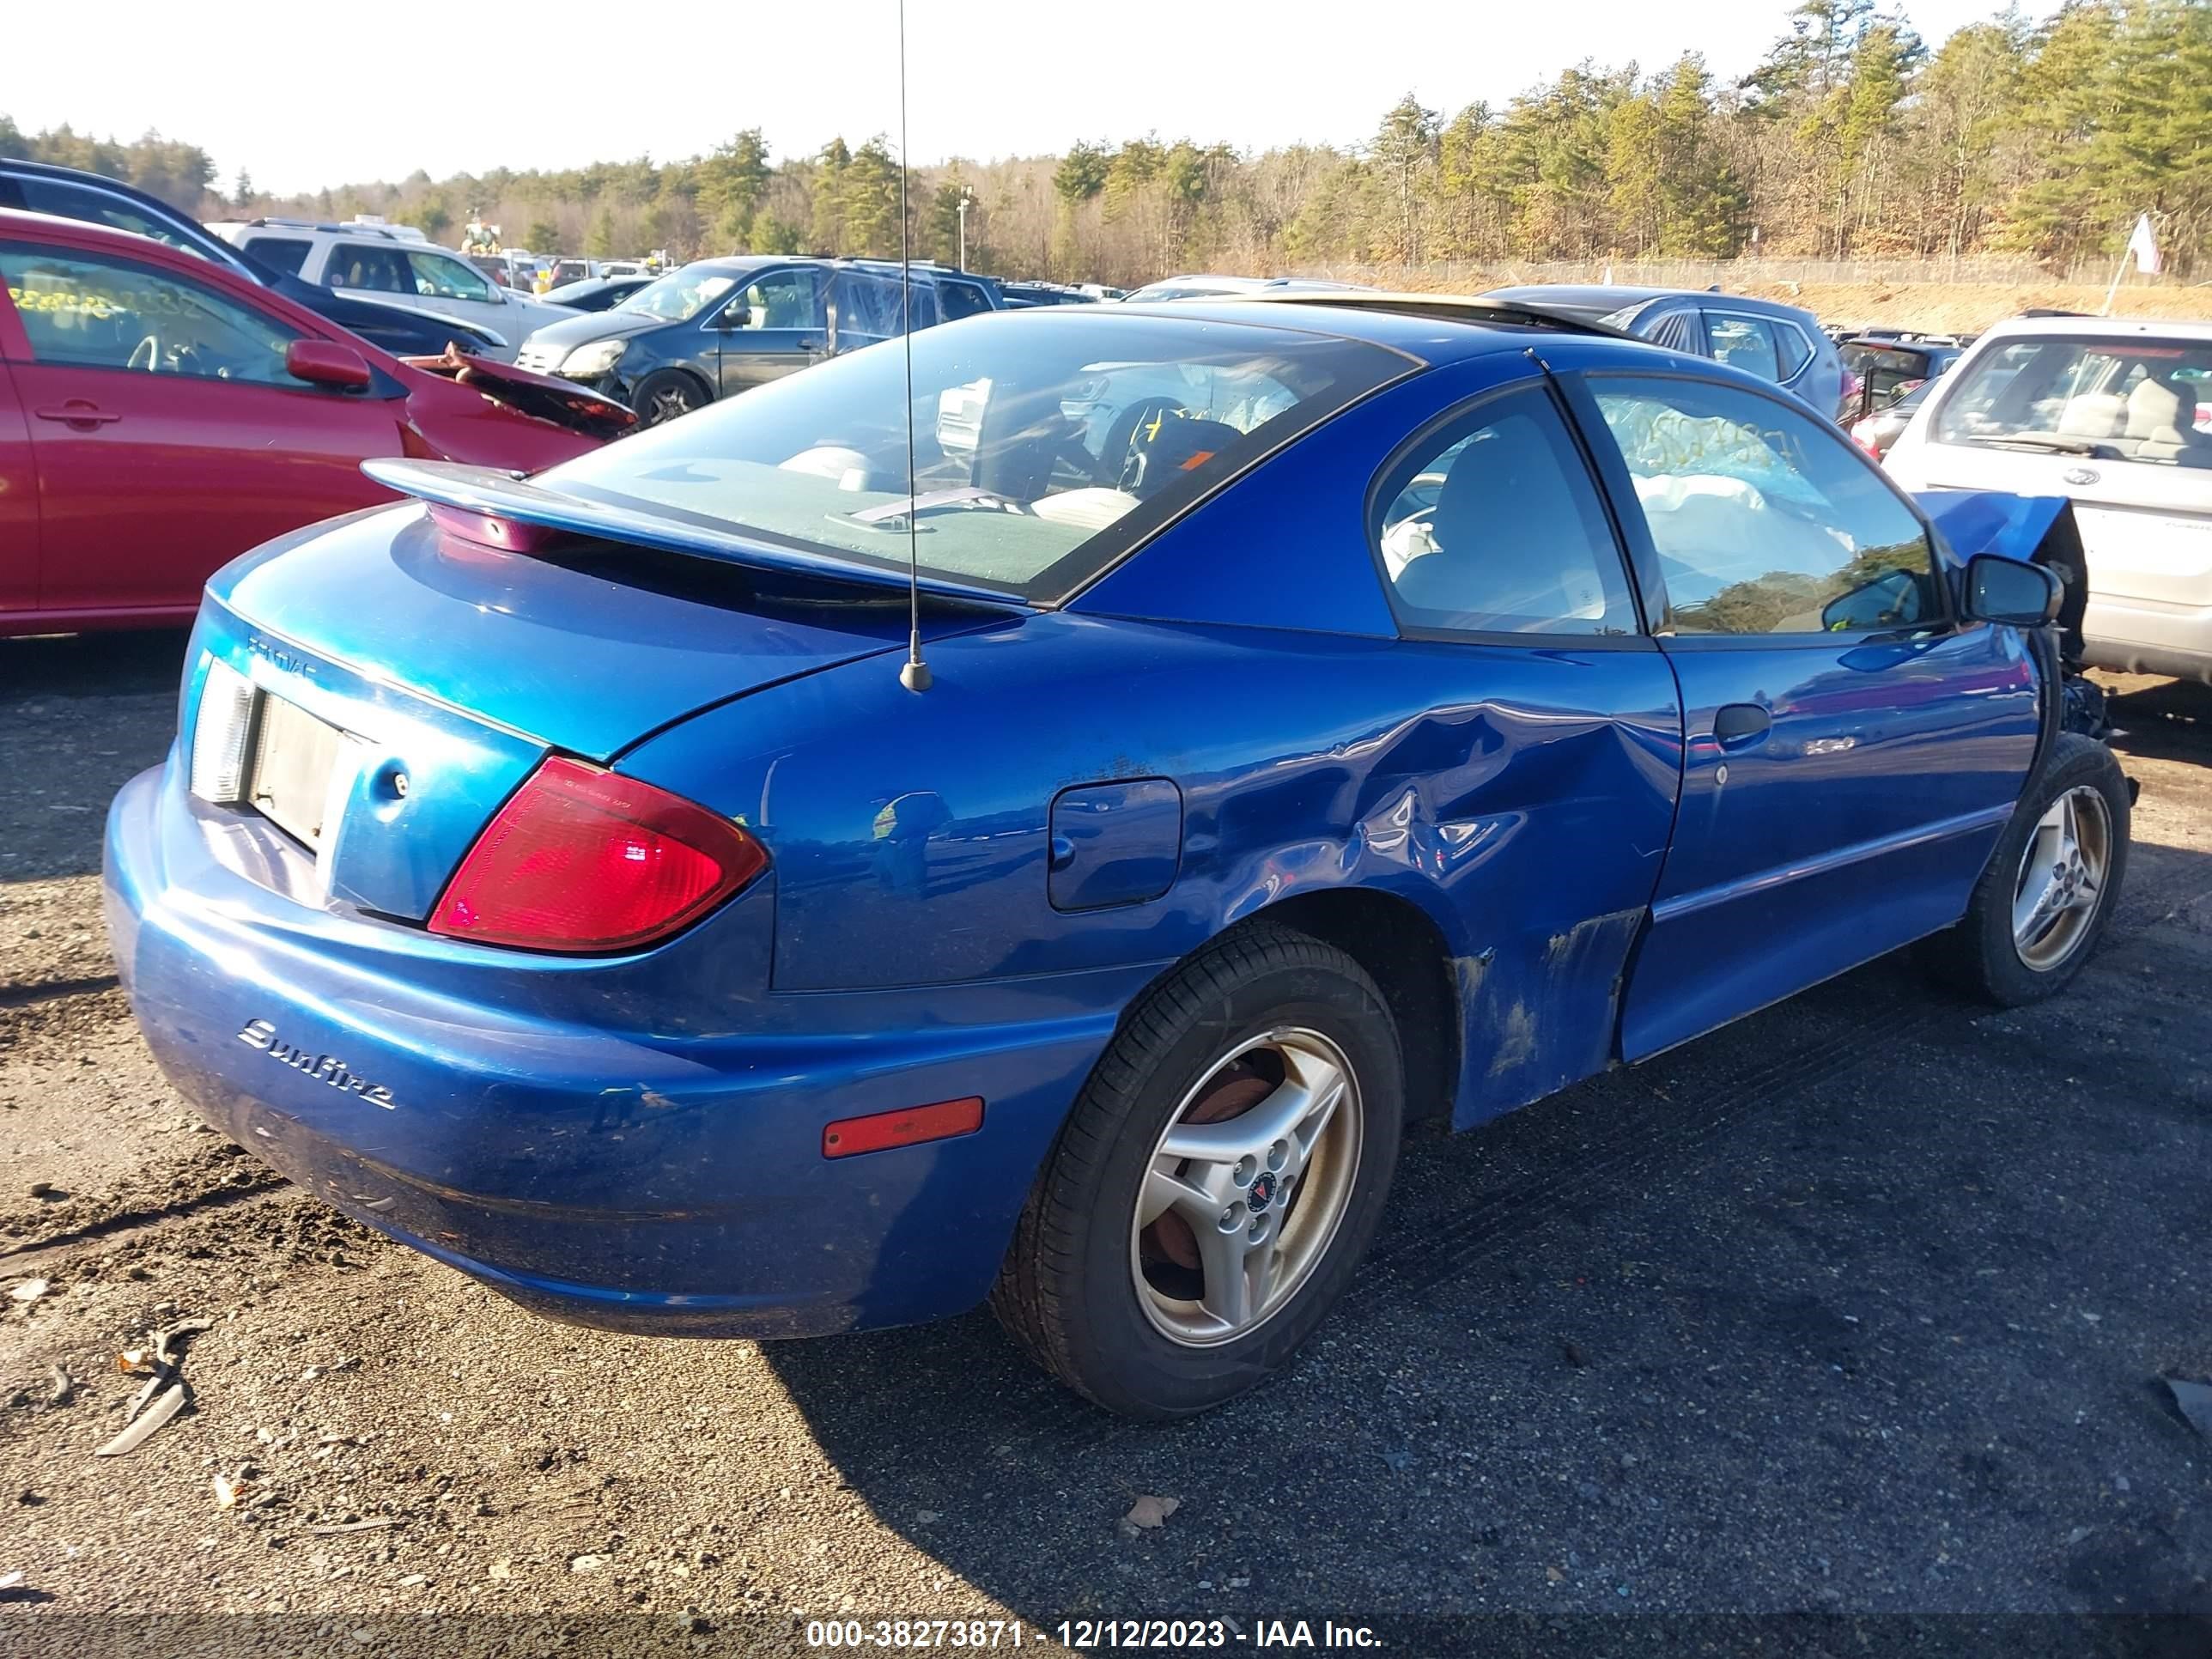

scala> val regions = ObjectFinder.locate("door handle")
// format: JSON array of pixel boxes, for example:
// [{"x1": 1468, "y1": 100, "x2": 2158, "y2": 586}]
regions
[
  {"x1": 1713, "y1": 702, "x2": 1772, "y2": 746},
  {"x1": 34, "y1": 402, "x2": 122, "y2": 428}
]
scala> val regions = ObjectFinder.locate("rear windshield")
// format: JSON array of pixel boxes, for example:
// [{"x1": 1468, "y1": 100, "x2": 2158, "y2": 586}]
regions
[
  {"x1": 1934, "y1": 335, "x2": 2212, "y2": 468},
  {"x1": 535, "y1": 310, "x2": 1410, "y2": 602},
  {"x1": 1844, "y1": 343, "x2": 1936, "y2": 404}
]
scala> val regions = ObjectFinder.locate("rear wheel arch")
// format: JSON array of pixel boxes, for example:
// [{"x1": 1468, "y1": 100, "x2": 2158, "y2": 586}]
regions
[{"x1": 1110, "y1": 885, "x2": 1462, "y2": 1128}]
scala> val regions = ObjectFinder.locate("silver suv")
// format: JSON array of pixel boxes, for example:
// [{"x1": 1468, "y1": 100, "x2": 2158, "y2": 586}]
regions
[{"x1": 208, "y1": 218, "x2": 575, "y2": 362}]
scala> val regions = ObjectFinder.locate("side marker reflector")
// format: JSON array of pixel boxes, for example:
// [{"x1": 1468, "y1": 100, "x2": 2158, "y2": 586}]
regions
[{"x1": 823, "y1": 1097, "x2": 984, "y2": 1159}]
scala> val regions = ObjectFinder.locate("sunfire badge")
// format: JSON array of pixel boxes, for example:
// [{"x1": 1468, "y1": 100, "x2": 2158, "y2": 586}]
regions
[{"x1": 236, "y1": 1019, "x2": 396, "y2": 1109}]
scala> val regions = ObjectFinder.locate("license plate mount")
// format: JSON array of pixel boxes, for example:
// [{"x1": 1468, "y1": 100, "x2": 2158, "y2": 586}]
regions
[{"x1": 249, "y1": 694, "x2": 349, "y2": 851}]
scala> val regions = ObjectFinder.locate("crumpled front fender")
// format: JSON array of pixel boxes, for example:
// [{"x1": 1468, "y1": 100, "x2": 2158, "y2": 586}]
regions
[
  {"x1": 1913, "y1": 488, "x2": 2075, "y2": 568},
  {"x1": 1915, "y1": 488, "x2": 2090, "y2": 666}
]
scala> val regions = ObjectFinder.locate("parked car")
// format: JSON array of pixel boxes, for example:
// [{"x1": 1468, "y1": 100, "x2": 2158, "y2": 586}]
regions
[
  {"x1": 0, "y1": 211, "x2": 628, "y2": 636},
  {"x1": 208, "y1": 219, "x2": 575, "y2": 362},
  {"x1": 516, "y1": 256, "x2": 1004, "y2": 426},
  {"x1": 1121, "y1": 275, "x2": 1368, "y2": 304},
  {"x1": 0, "y1": 159, "x2": 507, "y2": 358},
  {"x1": 1484, "y1": 285, "x2": 1848, "y2": 420},
  {"x1": 541, "y1": 275, "x2": 655, "y2": 313},
  {"x1": 105, "y1": 297, "x2": 2123, "y2": 1418},
  {"x1": 1849, "y1": 376, "x2": 1931, "y2": 460},
  {"x1": 999, "y1": 281, "x2": 1098, "y2": 307},
  {"x1": 1883, "y1": 314, "x2": 2212, "y2": 684},
  {"x1": 1839, "y1": 332, "x2": 1971, "y2": 423}
]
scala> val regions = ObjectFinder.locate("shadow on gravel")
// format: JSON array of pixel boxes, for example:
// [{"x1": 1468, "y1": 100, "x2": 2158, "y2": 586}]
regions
[
  {"x1": 764, "y1": 868, "x2": 2212, "y2": 1623},
  {"x1": 0, "y1": 628, "x2": 191, "y2": 701},
  {"x1": 2107, "y1": 681, "x2": 2212, "y2": 769}
]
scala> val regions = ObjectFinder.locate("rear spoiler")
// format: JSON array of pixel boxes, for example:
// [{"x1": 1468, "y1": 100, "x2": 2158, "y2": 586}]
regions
[
  {"x1": 1247, "y1": 291, "x2": 1635, "y2": 339},
  {"x1": 359, "y1": 458, "x2": 1032, "y2": 608},
  {"x1": 402, "y1": 347, "x2": 637, "y2": 441}
]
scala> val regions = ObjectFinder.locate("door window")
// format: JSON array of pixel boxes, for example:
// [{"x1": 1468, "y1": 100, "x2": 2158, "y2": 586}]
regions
[
  {"x1": 1, "y1": 246, "x2": 299, "y2": 386},
  {"x1": 1704, "y1": 314, "x2": 1783, "y2": 383},
  {"x1": 241, "y1": 237, "x2": 313, "y2": 277},
  {"x1": 719, "y1": 270, "x2": 822, "y2": 331},
  {"x1": 1372, "y1": 386, "x2": 1638, "y2": 636},
  {"x1": 324, "y1": 243, "x2": 412, "y2": 294},
  {"x1": 405, "y1": 250, "x2": 497, "y2": 303},
  {"x1": 1590, "y1": 376, "x2": 1936, "y2": 635}
]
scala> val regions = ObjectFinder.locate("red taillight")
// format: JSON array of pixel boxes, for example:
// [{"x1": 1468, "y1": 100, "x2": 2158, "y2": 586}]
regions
[
  {"x1": 823, "y1": 1098, "x2": 986, "y2": 1159},
  {"x1": 1850, "y1": 417, "x2": 1882, "y2": 458},
  {"x1": 428, "y1": 757, "x2": 765, "y2": 952}
]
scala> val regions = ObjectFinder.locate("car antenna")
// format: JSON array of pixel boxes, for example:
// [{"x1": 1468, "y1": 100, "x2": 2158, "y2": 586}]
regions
[{"x1": 895, "y1": 0, "x2": 932, "y2": 693}]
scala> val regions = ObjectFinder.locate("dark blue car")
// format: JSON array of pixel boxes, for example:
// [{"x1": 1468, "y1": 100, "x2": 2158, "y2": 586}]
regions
[
  {"x1": 106, "y1": 300, "x2": 2125, "y2": 1417},
  {"x1": 1486, "y1": 284, "x2": 1849, "y2": 422},
  {"x1": 515, "y1": 255, "x2": 1003, "y2": 424}
]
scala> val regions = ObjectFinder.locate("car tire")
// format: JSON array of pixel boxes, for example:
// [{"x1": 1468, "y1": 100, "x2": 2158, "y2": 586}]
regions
[
  {"x1": 631, "y1": 369, "x2": 709, "y2": 428},
  {"x1": 992, "y1": 924, "x2": 1403, "y2": 1419},
  {"x1": 1920, "y1": 732, "x2": 2130, "y2": 1006}
]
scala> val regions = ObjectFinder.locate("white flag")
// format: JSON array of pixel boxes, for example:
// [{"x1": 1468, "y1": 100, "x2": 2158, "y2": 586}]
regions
[{"x1": 2127, "y1": 213, "x2": 2161, "y2": 276}]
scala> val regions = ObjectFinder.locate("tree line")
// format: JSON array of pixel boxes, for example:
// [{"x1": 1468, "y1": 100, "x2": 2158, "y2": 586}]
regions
[{"x1": 6, "y1": 0, "x2": 2208, "y2": 283}]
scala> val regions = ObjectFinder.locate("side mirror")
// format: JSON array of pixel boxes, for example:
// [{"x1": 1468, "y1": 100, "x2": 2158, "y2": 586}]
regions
[
  {"x1": 1962, "y1": 554, "x2": 2062, "y2": 627},
  {"x1": 286, "y1": 338, "x2": 373, "y2": 390}
]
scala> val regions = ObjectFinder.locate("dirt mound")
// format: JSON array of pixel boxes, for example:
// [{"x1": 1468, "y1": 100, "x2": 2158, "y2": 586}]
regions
[{"x1": 1735, "y1": 279, "x2": 2212, "y2": 335}]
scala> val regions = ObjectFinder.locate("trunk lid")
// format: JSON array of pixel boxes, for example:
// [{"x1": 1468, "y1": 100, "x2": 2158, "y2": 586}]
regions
[
  {"x1": 212, "y1": 500, "x2": 988, "y2": 765},
  {"x1": 196, "y1": 501, "x2": 999, "y2": 925}
]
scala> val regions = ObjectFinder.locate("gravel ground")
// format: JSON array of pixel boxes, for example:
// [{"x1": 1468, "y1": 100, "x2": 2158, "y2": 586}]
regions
[{"x1": 1, "y1": 633, "x2": 2207, "y2": 1656}]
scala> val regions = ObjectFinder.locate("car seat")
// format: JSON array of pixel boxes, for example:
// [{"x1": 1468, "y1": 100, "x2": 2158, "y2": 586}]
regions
[
  {"x1": 2124, "y1": 374, "x2": 2201, "y2": 462},
  {"x1": 1392, "y1": 412, "x2": 1607, "y2": 627}
]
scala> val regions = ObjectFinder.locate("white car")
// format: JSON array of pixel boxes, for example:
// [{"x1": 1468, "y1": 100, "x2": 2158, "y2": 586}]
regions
[
  {"x1": 1885, "y1": 315, "x2": 2212, "y2": 684},
  {"x1": 206, "y1": 218, "x2": 575, "y2": 362}
]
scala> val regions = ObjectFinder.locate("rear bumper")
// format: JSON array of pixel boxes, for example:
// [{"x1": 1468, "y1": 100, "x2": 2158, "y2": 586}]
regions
[
  {"x1": 105, "y1": 763, "x2": 1145, "y2": 1338},
  {"x1": 2083, "y1": 597, "x2": 2212, "y2": 684}
]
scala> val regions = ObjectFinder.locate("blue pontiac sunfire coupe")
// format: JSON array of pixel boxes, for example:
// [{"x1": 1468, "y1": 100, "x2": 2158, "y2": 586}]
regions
[{"x1": 105, "y1": 296, "x2": 2128, "y2": 1419}]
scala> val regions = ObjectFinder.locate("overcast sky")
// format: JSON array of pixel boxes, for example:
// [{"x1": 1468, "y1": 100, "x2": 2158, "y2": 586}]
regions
[{"x1": 9, "y1": 0, "x2": 2059, "y2": 196}]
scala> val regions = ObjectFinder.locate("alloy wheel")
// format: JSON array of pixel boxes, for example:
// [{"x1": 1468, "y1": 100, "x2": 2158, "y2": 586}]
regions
[
  {"x1": 1130, "y1": 1027, "x2": 1363, "y2": 1347},
  {"x1": 2013, "y1": 784, "x2": 2112, "y2": 971}
]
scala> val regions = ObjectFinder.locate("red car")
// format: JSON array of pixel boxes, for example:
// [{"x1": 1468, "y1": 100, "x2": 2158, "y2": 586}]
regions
[{"x1": 0, "y1": 210, "x2": 631, "y2": 636}]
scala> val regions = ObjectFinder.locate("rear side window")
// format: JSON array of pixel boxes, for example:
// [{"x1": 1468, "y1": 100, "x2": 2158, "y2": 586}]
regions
[
  {"x1": 833, "y1": 270, "x2": 909, "y2": 341},
  {"x1": 1372, "y1": 386, "x2": 1638, "y2": 637},
  {"x1": 242, "y1": 237, "x2": 312, "y2": 277},
  {"x1": 1, "y1": 246, "x2": 298, "y2": 386},
  {"x1": 1590, "y1": 375, "x2": 1935, "y2": 635},
  {"x1": 1933, "y1": 335, "x2": 2212, "y2": 469},
  {"x1": 1770, "y1": 321, "x2": 1814, "y2": 379},
  {"x1": 1705, "y1": 314, "x2": 1782, "y2": 383}
]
